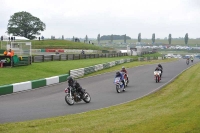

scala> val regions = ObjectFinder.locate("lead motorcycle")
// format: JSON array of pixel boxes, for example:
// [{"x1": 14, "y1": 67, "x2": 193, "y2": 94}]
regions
[
  {"x1": 65, "y1": 86, "x2": 91, "y2": 105},
  {"x1": 154, "y1": 70, "x2": 161, "y2": 83}
]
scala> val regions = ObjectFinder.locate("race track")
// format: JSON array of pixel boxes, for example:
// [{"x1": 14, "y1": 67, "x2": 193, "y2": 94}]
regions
[{"x1": 0, "y1": 59, "x2": 199, "y2": 123}]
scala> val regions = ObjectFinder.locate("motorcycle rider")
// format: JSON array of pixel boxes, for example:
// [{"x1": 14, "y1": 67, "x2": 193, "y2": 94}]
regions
[
  {"x1": 121, "y1": 66, "x2": 129, "y2": 82},
  {"x1": 190, "y1": 55, "x2": 194, "y2": 62},
  {"x1": 155, "y1": 67, "x2": 162, "y2": 80},
  {"x1": 67, "y1": 76, "x2": 85, "y2": 99},
  {"x1": 115, "y1": 71, "x2": 125, "y2": 88},
  {"x1": 158, "y1": 64, "x2": 163, "y2": 75}
]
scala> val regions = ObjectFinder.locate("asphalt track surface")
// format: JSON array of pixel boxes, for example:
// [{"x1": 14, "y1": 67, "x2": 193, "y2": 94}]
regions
[{"x1": 0, "y1": 59, "x2": 199, "y2": 123}]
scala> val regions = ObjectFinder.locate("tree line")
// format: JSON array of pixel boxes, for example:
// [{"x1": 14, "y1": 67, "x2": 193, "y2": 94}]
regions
[
  {"x1": 100, "y1": 35, "x2": 131, "y2": 40},
  {"x1": 136, "y1": 33, "x2": 189, "y2": 45}
]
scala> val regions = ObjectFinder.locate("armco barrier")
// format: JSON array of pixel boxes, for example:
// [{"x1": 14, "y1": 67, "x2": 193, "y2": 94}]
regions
[
  {"x1": 94, "y1": 64, "x2": 103, "y2": 71},
  {"x1": 103, "y1": 63, "x2": 110, "y2": 69},
  {"x1": 70, "y1": 68, "x2": 84, "y2": 78},
  {"x1": 69, "y1": 57, "x2": 162, "y2": 78},
  {"x1": 70, "y1": 58, "x2": 134, "y2": 79},
  {"x1": 138, "y1": 57, "x2": 144, "y2": 61},
  {"x1": 84, "y1": 66, "x2": 95, "y2": 75},
  {"x1": 109, "y1": 61, "x2": 116, "y2": 67},
  {"x1": 119, "y1": 59, "x2": 124, "y2": 64},
  {"x1": 115, "y1": 60, "x2": 120, "y2": 65},
  {"x1": 0, "y1": 74, "x2": 69, "y2": 96}
]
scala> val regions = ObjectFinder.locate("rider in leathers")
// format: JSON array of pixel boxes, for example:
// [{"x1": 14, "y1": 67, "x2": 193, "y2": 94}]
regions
[
  {"x1": 155, "y1": 67, "x2": 162, "y2": 80},
  {"x1": 158, "y1": 64, "x2": 163, "y2": 72},
  {"x1": 121, "y1": 66, "x2": 128, "y2": 82},
  {"x1": 115, "y1": 71, "x2": 126, "y2": 88},
  {"x1": 67, "y1": 76, "x2": 85, "y2": 98}
]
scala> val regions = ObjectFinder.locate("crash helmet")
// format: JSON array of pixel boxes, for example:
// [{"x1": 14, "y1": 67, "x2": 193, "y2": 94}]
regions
[
  {"x1": 67, "y1": 76, "x2": 74, "y2": 84},
  {"x1": 116, "y1": 71, "x2": 121, "y2": 77},
  {"x1": 156, "y1": 67, "x2": 160, "y2": 70},
  {"x1": 122, "y1": 66, "x2": 125, "y2": 70},
  {"x1": 158, "y1": 64, "x2": 161, "y2": 67}
]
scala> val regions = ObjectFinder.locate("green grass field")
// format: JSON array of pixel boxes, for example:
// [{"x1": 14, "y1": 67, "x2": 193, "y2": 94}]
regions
[{"x1": 0, "y1": 59, "x2": 199, "y2": 133}]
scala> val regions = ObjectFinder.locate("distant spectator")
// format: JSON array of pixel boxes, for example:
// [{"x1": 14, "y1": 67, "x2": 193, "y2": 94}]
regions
[
  {"x1": 13, "y1": 37, "x2": 15, "y2": 41},
  {"x1": 81, "y1": 50, "x2": 85, "y2": 54},
  {"x1": 8, "y1": 37, "x2": 10, "y2": 41},
  {"x1": 11, "y1": 37, "x2": 13, "y2": 41},
  {"x1": 41, "y1": 36, "x2": 44, "y2": 40},
  {"x1": 3, "y1": 50, "x2": 8, "y2": 56},
  {"x1": 39, "y1": 37, "x2": 40, "y2": 41},
  {"x1": 7, "y1": 49, "x2": 14, "y2": 57}
]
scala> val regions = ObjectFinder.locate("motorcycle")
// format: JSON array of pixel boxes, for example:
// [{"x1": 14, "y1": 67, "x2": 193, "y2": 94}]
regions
[
  {"x1": 65, "y1": 86, "x2": 91, "y2": 105},
  {"x1": 186, "y1": 59, "x2": 189, "y2": 65},
  {"x1": 114, "y1": 77, "x2": 125, "y2": 93},
  {"x1": 121, "y1": 72, "x2": 129, "y2": 86},
  {"x1": 154, "y1": 70, "x2": 161, "y2": 83}
]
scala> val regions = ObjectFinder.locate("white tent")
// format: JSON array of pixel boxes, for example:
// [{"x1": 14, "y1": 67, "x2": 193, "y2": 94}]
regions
[
  {"x1": 14, "y1": 36, "x2": 29, "y2": 40},
  {"x1": 1, "y1": 36, "x2": 29, "y2": 41}
]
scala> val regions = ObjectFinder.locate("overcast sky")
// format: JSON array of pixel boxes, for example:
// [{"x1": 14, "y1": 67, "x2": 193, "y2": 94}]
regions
[{"x1": 0, "y1": 0, "x2": 200, "y2": 39}]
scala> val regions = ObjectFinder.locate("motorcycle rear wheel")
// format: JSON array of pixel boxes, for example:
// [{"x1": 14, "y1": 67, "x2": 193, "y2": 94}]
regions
[
  {"x1": 156, "y1": 76, "x2": 159, "y2": 83},
  {"x1": 83, "y1": 92, "x2": 91, "y2": 103},
  {"x1": 65, "y1": 94, "x2": 74, "y2": 105}
]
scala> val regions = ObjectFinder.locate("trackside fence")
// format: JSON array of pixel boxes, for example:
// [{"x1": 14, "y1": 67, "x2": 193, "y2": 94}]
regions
[{"x1": 32, "y1": 53, "x2": 128, "y2": 63}]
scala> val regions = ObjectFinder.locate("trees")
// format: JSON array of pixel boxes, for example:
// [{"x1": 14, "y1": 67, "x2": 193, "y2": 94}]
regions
[
  {"x1": 85, "y1": 35, "x2": 88, "y2": 43},
  {"x1": 138, "y1": 33, "x2": 141, "y2": 42},
  {"x1": 97, "y1": 34, "x2": 100, "y2": 44},
  {"x1": 111, "y1": 34, "x2": 113, "y2": 44},
  {"x1": 152, "y1": 33, "x2": 155, "y2": 44},
  {"x1": 7, "y1": 11, "x2": 46, "y2": 40},
  {"x1": 168, "y1": 34, "x2": 172, "y2": 44},
  {"x1": 124, "y1": 34, "x2": 126, "y2": 43},
  {"x1": 100, "y1": 35, "x2": 131, "y2": 40},
  {"x1": 184, "y1": 33, "x2": 189, "y2": 45}
]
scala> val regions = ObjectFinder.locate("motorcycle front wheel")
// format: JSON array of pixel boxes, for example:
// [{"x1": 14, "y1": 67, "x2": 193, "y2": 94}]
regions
[
  {"x1": 116, "y1": 84, "x2": 121, "y2": 93},
  {"x1": 83, "y1": 92, "x2": 91, "y2": 103},
  {"x1": 65, "y1": 94, "x2": 74, "y2": 105}
]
